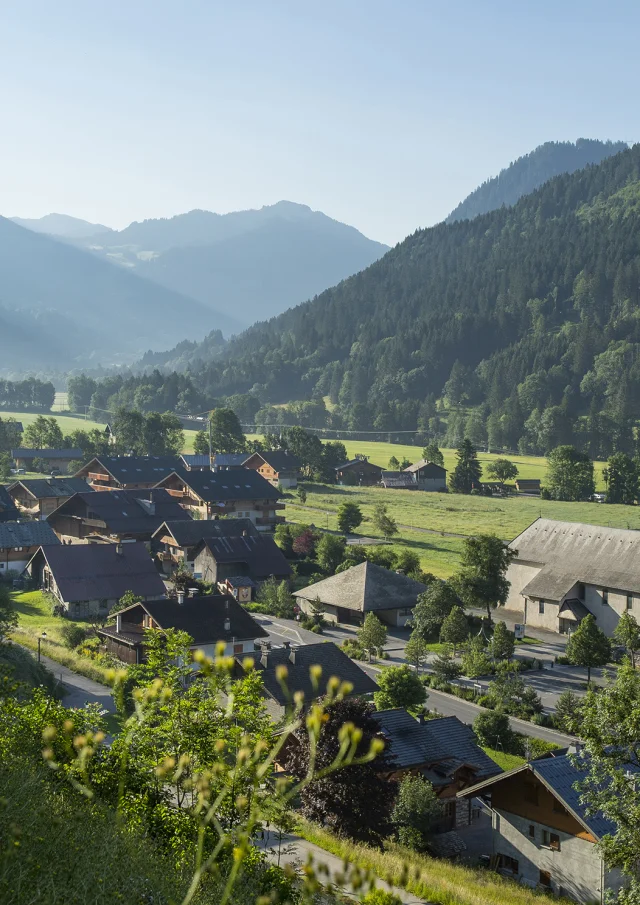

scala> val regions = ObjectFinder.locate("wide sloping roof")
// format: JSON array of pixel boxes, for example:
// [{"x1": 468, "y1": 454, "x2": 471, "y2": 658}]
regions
[
  {"x1": 48, "y1": 489, "x2": 191, "y2": 536},
  {"x1": 200, "y1": 534, "x2": 291, "y2": 578},
  {"x1": 153, "y1": 517, "x2": 259, "y2": 546},
  {"x1": 12, "y1": 448, "x2": 83, "y2": 459},
  {"x1": 459, "y1": 753, "x2": 619, "y2": 841},
  {"x1": 160, "y1": 468, "x2": 282, "y2": 502},
  {"x1": 294, "y1": 561, "x2": 427, "y2": 613},
  {"x1": 10, "y1": 478, "x2": 92, "y2": 500},
  {"x1": 81, "y1": 455, "x2": 186, "y2": 484},
  {"x1": 180, "y1": 454, "x2": 211, "y2": 468},
  {"x1": 520, "y1": 570, "x2": 577, "y2": 603},
  {"x1": 125, "y1": 595, "x2": 268, "y2": 645},
  {"x1": 404, "y1": 459, "x2": 447, "y2": 475},
  {"x1": 212, "y1": 453, "x2": 250, "y2": 469},
  {"x1": 0, "y1": 487, "x2": 19, "y2": 522},
  {"x1": 380, "y1": 472, "x2": 416, "y2": 488},
  {"x1": 375, "y1": 709, "x2": 500, "y2": 778},
  {"x1": 510, "y1": 518, "x2": 640, "y2": 595},
  {"x1": 335, "y1": 458, "x2": 384, "y2": 471},
  {"x1": 0, "y1": 520, "x2": 60, "y2": 547},
  {"x1": 35, "y1": 543, "x2": 165, "y2": 602},
  {"x1": 254, "y1": 642, "x2": 378, "y2": 706},
  {"x1": 248, "y1": 450, "x2": 302, "y2": 471}
]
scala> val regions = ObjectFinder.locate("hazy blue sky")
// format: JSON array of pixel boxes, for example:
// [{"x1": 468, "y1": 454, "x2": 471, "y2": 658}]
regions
[{"x1": 2, "y1": 1, "x2": 638, "y2": 245}]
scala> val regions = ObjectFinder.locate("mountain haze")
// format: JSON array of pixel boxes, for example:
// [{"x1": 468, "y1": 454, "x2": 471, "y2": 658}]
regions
[
  {"x1": 446, "y1": 138, "x2": 627, "y2": 223},
  {"x1": 11, "y1": 213, "x2": 113, "y2": 238}
]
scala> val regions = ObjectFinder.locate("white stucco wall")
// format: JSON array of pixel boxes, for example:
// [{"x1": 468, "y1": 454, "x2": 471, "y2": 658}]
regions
[
  {"x1": 493, "y1": 809, "x2": 606, "y2": 903},
  {"x1": 584, "y1": 585, "x2": 628, "y2": 636},
  {"x1": 504, "y1": 561, "x2": 540, "y2": 614},
  {"x1": 524, "y1": 598, "x2": 563, "y2": 632}
]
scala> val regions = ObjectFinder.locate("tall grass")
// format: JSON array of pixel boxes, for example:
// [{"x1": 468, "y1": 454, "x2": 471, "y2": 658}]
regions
[{"x1": 297, "y1": 820, "x2": 568, "y2": 905}]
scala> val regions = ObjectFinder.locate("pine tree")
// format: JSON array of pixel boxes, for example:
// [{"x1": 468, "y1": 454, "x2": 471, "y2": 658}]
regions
[
  {"x1": 613, "y1": 612, "x2": 640, "y2": 667},
  {"x1": 404, "y1": 632, "x2": 429, "y2": 673},
  {"x1": 490, "y1": 621, "x2": 515, "y2": 660},
  {"x1": 566, "y1": 615, "x2": 611, "y2": 682},
  {"x1": 439, "y1": 606, "x2": 468, "y2": 654},
  {"x1": 358, "y1": 612, "x2": 388, "y2": 662},
  {"x1": 449, "y1": 439, "x2": 482, "y2": 494}
]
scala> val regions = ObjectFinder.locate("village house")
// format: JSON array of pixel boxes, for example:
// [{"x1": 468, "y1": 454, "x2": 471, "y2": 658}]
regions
[
  {"x1": 335, "y1": 455, "x2": 384, "y2": 486},
  {"x1": 192, "y1": 532, "x2": 291, "y2": 595},
  {"x1": 241, "y1": 450, "x2": 302, "y2": 489},
  {"x1": 294, "y1": 561, "x2": 427, "y2": 626},
  {"x1": 46, "y1": 488, "x2": 192, "y2": 545},
  {"x1": 505, "y1": 518, "x2": 640, "y2": 636},
  {"x1": 74, "y1": 455, "x2": 186, "y2": 491},
  {"x1": 375, "y1": 709, "x2": 500, "y2": 830},
  {"x1": 179, "y1": 454, "x2": 212, "y2": 471},
  {"x1": 12, "y1": 448, "x2": 84, "y2": 475},
  {"x1": 0, "y1": 486, "x2": 19, "y2": 523},
  {"x1": 151, "y1": 517, "x2": 259, "y2": 575},
  {"x1": 458, "y1": 753, "x2": 627, "y2": 903},
  {"x1": 0, "y1": 520, "x2": 60, "y2": 576},
  {"x1": 8, "y1": 478, "x2": 92, "y2": 520},
  {"x1": 25, "y1": 542, "x2": 166, "y2": 618},
  {"x1": 211, "y1": 453, "x2": 249, "y2": 471},
  {"x1": 403, "y1": 459, "x2": 448, "y2": 491},
  {"x1": 98, "y1": 591, "x2": 269, "y2": 664},
  {"x1": 154, "y1": 469, "x2": 285, "y2": 530},
  {"x1": 243, "y1": 641, "x2": 379, "y2": 721},
  {"x1": 380, "y1": 470, "x2": 417, "y2": 489}
]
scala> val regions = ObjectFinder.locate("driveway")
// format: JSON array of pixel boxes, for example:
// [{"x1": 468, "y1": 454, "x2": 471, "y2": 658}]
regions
[{"x1": 33, "y1": 647, "x2": 115, "y2": 714}]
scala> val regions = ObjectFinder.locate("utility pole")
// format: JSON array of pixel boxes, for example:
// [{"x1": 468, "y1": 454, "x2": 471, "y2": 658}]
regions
[{"x1": 208, "y1": 413, "x2": 213, "y2": 465}]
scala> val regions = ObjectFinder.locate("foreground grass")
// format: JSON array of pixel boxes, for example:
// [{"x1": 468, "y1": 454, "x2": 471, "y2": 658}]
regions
[
  {"x1": 297, "y1": 819, "x2": 565, "y2": 905},
  {"x1": 10, "y1": 590, "x2": 113, "y2": 685}
]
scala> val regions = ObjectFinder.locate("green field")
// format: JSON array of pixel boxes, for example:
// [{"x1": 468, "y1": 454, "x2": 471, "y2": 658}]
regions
[{"x1": 284, "y1": 481, "x2": 640, "y2": 577}]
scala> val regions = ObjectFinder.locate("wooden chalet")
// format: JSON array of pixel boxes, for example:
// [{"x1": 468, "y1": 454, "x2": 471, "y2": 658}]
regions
[
  {"x1": 12, "y1": 448, "x2": 83, "y2": 475},
  {"x1": 151, "y1": 517, "x2": 260, "y2": 575},
  {"x1": 192, "y1": 532, "x2": 291, "y2": 595},
  {"x1": 0, "y1": 520, "x2": 60, "y2": 576},
  {"x1": 74, "y1": 455, "x2": 186, "y2": 491},
  {"x1": 403, "y1": 459, "x2": 448, "y2": 491},
  {"x1": 154, "y1": 469, "x2": 285, "y2": 530},
  {"x1": 8, "y1": 478, "x2": 92, "y2": 520},
  {"x1": 335, "y1": 455, "x2": 384, "y2": 486},
  {"x1": 46, "y1": 489, "x2": 192, "y2": 544},
  {"x1": 98, "y1": 592, "x2": 269, "y2": 664},
  {"x1": 179, "y1": 454, "x2": 212, "y2": 471},
  {"x1": 0, "y1": 486, "x2": 19, "y2": 523},
  {"x1": 242, "y1": 450, "x2": 302, "y2": 489}
]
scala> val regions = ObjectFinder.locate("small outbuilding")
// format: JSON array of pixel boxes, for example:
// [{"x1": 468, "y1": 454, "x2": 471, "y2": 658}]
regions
[
  {"x1": 403, "y1": 459, "x2": 448, "y2": 491},
  {"x1": 335, "y1": 455, "x2": 384, "y2": 486}
]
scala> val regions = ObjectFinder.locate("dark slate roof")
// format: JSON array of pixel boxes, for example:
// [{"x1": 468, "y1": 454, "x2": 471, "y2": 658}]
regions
[
  {"x1": 0, "y1": 520, "x2": 61, "y2": 548},
  {"x1": 294, "y1": 562, "x2": 427, "y2": 613},
  {"x1": 248, "y1": 450, "x2": 302, "y2": 471},
  {"x1": 180, "y1": 454, "x2": 211, "y2": 468},
  {"x1": 380, "y1": 472, "x2": 417, "y2": 488},
  {"x1": 533, "y1": 754, "x2": 617, "y2": 840},
  {"x1": 375, "y1": 709, "x2": 500, "y2": 779},
  {"x1": 82, "y1": 455, "x2": 186, "y2": 484},
  {"x1": 10, "y1": 478, "x2": 92, "y2": 500},
  {"x1": 12, "y1": 448, "x2": 83, "y2": 459},
  {"x1": 198, "y1": 534, "x2": 292, "y2": 579},
  {"x1": 335, "y1": 458, "x2": 384, "y2": 472},
  {"x1": 0, "y1": 486, "x2": 19, "y2": 522},
  {"x1": 404, "y1": 459, "x2": 447, "y2": 476},
  {"x1": 34, "y1": 543, "x2": 165, "y2": 602},
  {"x1": 123, "y1": 595, "x2": 269, "y2": 645},
  {"x1": 48, "y1": 489, "x2": 192, "y2": 536},
  {"x1": 153, "y1": 517, "x2": 259, "y2": 546},
  {"x1": 212, "y1": 453, "x2": 250, "y2": 469},
  {"x1": 162, "y1": 469, "x2": 282, "y2": 502},
  {"x1": 253, "y1": 642, "x2": 379, "y2": 706}
]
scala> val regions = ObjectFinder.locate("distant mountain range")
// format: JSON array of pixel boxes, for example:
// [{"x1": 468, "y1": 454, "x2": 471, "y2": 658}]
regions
[
  {"x1": 446, "y1": 139, "x2": 628, "y2": 222},
  {"x1": 10, "y1": 212, "x2": 113, "y2": 238},
  {"x1": 13, "y1": 201, "x2": 389, "y2": 333}
]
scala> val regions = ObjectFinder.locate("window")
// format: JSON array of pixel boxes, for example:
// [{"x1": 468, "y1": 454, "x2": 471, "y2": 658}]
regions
[
  {"x1": 538, "y1": 600, "x2": 545, "y2": 614},
  {"x1": 528, "y1": 824, "x2": 535, "y2": 839},
  {"x1": 501, "y1": 855, "x2": 519, "y2": 874},
  {"x1": 539, "y1": 870, "x2": 551, "y2": 888},
  {"x1": 627, "y1": 595, "x2": 634, "y2": 610},
  {"x1": 602, "y1": 588, "x2": 609, "y2": 605},
  {"x1": 542, "y1": 831, "x2": 560, "y2": 851}
]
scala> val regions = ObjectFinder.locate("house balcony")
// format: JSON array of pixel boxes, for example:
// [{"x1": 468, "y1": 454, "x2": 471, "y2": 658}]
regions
[{"x1": 256, "y1": 515, "x2": 285, "y2": 527}]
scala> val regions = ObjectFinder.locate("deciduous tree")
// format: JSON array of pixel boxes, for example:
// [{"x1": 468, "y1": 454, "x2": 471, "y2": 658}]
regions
[
  {"x1": 209, "y1": 408, "x2": 246, "y2": 453},
  {"x1": 412, "y1": 581, "x2": 460, "y2": 640},
  {"x1": 374, "y1": 665, "x2": 426, "y2": 713},
  {"x1": 404, "y1": 632, "x2": 429, "y2": 673},
  {"x1": 485, "y1": 458, "x2": 519, "y2": 483},
  {"x1": 455, "y1": 534, "x2": 516, "y2": 622},
  {"x1": 490, "y1": 621, "x2": 515, "y2": 660},
  {"x1": 337, "y1": 501, "x2": 363, "y2": 535},
  {"x1": 566, "y1": 614, "x2": 611, "y2": 682},
  {"x1": 358, "y1": 612, "x2": 388, "y2": 662},
  {"x1": 316, "y1": 533, "x2": 346, "y2": 573},
  {"x1": 422, "y1": 442, "x2": 444, "y2": 467},
  {"x1": 544, "y1": 445, "x2": 595, "y2": 501},
  {"x1": 614, "y1": 612, "x2": 640, "y2": 667},
  {"x1": 392, "y1": 775, "x2": 442, "y2": 851},
  {"x1": 372, "y1": 503, "x2": 398, "y2": 540},
  {"x1": 439, "y1": 606, "x2": 468, "y2": 654}
]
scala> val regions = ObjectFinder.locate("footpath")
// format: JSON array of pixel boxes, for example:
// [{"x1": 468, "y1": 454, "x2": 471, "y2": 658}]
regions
[{"x1": 28, "y1": 646, "x2": 115, "y2": 713}]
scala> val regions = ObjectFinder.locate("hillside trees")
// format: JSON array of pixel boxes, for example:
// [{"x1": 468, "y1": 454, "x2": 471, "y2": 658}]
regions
[
  {"x1": 455, "y1": 534, "x2": 516, "y2": 622},
  {"x1": 603, "y1": 453, "x2": 640, "y2": 504},
  {"x1": 565, "y1": 614, "x2": 611, "y2": 682},
  {"x1": 544, "y1": 445, "x2": 595, "y2": 501},
  {"x1": 209, "y1": 408, "x2": 246, "y2": 453},
  {"x1": 24, "y1": 416, "x2": 64, "y2": 449},
  {"x1": 337, "y1": 502, "x2": 363, "y2": 535},
  {"x1": 374, "y1": 665, "x2": 427, "y2": 712},
  {"x1": 449, "y1": 439, "x2": 482, "y2": 493}
]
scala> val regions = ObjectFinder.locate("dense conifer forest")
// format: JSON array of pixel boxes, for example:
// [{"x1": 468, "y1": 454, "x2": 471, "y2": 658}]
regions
[{"x1": 78, "y1": 143, "x2": 640, "y2": 457}]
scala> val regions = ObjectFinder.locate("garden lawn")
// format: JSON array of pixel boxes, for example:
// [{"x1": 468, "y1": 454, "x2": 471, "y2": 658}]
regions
[
  {"x1": 481, "y1": 747, "x2": 525, "y2": 772},
  {"x1": 10, "y1": 590, "x2": 113, "y2": 684}
]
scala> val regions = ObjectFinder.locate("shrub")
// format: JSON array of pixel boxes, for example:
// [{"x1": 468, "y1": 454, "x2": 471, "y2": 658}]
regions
[
  {"x1": 60, "y1": 623, "x2": 88, "y2": 650},
  {"x1": 341, "y1": 638, "x2": 367, "y2": 660},
  {"x1": 473, "y1": 710, "x2": 516, "y2": 751},
  {"x1": 362, "y1": 890, "x2": 403, "y2": 905}
]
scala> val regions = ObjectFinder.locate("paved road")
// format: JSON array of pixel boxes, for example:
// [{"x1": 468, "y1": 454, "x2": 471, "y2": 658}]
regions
[
  {"x1": 256, "y1": 829, "x2": 432, "y2": 904},
  {"x1": 33, "y1": 647, "x2": 115, "y2": 713}
]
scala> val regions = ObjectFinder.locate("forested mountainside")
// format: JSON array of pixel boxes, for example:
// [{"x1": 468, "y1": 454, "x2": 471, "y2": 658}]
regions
[
  {"x1": 78, "y1": 143, "x2": 640, "y2": 459},
  {"x1": 60, "y1": 201, "x2": 389, "y2": 330},
  {"x1": 446, "y1": 139, "x2": 627, "y2": 223},
  {"x1": 0, "y1": 217, "x2": 233, "y2": 371}
]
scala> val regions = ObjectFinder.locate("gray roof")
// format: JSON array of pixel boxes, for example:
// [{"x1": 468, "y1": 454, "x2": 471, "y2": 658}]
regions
[
  {"x1": 375, "y1": 709, "x2": 500, "y2": 779},
  {"x1": 559, "y1": 598, "x2": 590, "y2": 621},
  {"x1": 12, "y1": 448, "x2": 83, "y2": 459},
  {"x1": 335, "y1": 458, "x2": 384, "y2": 472},
  {"x1": 403, "y1": 459, "x2": 447, "y2": 476},
  {"x1": 459, "y1": 753, "x2": 618, "y2": 841},
  {"x1": 153, "y1": 517, "x2": 259, "y2": 547},
  {"x1": 158, "y1": 468, "x2": 282, "y2": 502},
  {"x1": 294, "y1": 561, "x2": 427, "y2": 613},
  {"x1": 510, "y1": 518, "x2": 640, "y2": 597},
  {"x1": 252, "y1": 642, "x2": 379, "y2": 707},
  {"x1": 0, "y1": 520, "x2": 60, "y2": 548},
  {"x1": 30, "y1": 542, "x2": 165, "y2": 602},
  {"x1": 0, "y1": 486, "x2": 19, "y2": 522},
  {"x1": 47, "y1": 489, "x2": 191, "y2": 537},
  {"x1": 245, "y1": 450, "x2": 302, "y2": 472},
  {"x1": 9, "y1": 478, "x2": 92, "y2": 500},
  {"x1": 380, "y1": 472, "x2": 417, "y2": 488},
  {"x1": 78, "y1": 455, "x2": 186, "y2": 485},
  {"x1": 180, "y1": 454, "x2": 211, "y2": 468},
  {"x1": 196, "y1": 534, "x2": 292, "y2": 580},
  {"x1": 212, "y1": 453, "x2": 249, "y2": 469}
]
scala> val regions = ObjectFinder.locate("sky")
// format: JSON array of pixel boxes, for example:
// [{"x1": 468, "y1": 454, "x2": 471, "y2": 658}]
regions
[{"x1": 1, "y1": 1, "x2": 639, "y2": 246}]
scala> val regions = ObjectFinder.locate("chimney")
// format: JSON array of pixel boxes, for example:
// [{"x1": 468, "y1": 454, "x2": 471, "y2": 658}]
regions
[
  {"x1": 242, "y1": 529, "x2": 247, "y2": 537},
  {"x1": 225, "y1": 598, "x2": 230, "y2": 610},
  {"x1": 177, "y1": 591, "x2": 185, "y2": 605},
  {"x1": 261, "y1": 650, "x2": 269, "y2": 668},
  {"x1": 418, "y1": 712, "x2": 426, "y2": 724},
  {"x1": 115, "y1": 542, "x2": 123, "y2": 556},
  {"x1": 289, "y1": 648, "x2": 297, "y2": 665},
  {"x1": 224, "y1": 617, "x2": 231, "y2": 632},
  {"x1": 282, "y1": 640, "x2": 290, "y2": 650},
  {"x1": 188, "y1": 587, "x2": 198, "y2": 598}
]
